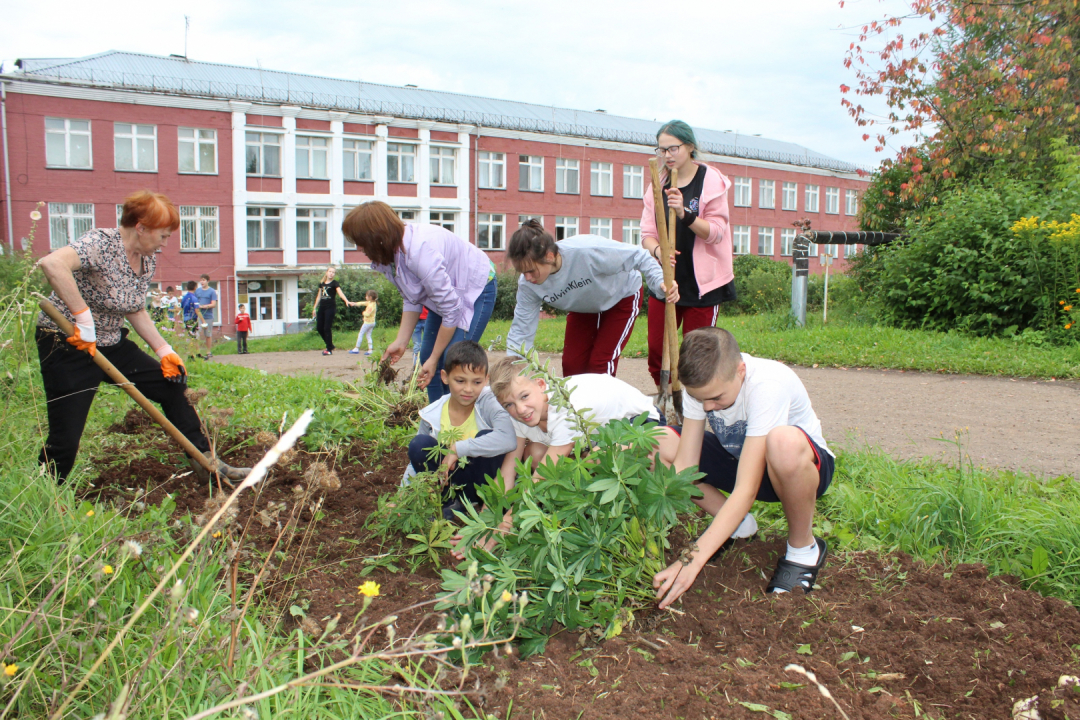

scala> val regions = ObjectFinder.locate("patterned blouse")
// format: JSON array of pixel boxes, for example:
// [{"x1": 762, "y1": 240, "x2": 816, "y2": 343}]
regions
[{"x1": 37, "y1": 228, "x2": 157, "y2": 347}]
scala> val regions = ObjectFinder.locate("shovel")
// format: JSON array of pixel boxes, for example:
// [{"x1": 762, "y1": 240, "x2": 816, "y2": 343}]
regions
[
  {"x1": 649, "y1": 158, "x2": 683, "y2": 424},
  {"x1": 38, "y1": 298, "x2": 223, "y2": 480}
]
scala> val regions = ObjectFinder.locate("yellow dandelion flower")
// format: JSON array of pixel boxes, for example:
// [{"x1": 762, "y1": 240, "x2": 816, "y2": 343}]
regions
[
  {"x1": 1065, "y1": 305, "x2": 1073, "y2": 312},
  {"x1": 358, "y1": 581, "x2": 380, "y2": 598},
  {"x1": 85, "y1": 510, "x2": 94, "y2": 518},
  {"x1": 501, "y1": 590, "x2": 513, "y2": 603},
  {"x1": 102, "y1": 565, "x2": 114, "y2": 575},
  {"x1": 212, "y1": 531, "x2": 222, "y2": 539},
  {"x1": 3, "y1": 664, "x2": 16, "y2": 676},
  {"x1": 1067, "y1": 323, "x2": 1074, "y2": 330}
]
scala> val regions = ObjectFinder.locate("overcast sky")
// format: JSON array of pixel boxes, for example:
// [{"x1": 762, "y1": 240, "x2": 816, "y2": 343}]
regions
[{"x1": 1, "y1": 0, "x2": 923, "y2": 169}]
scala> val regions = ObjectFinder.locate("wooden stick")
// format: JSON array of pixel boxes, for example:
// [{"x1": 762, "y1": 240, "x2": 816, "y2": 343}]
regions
[
  {"x1": 661, "y1": 168, "x2": 681, "y2": 399},
  {"x1": 37, "y1": 300, "x2": 217, "y2": 474},
  {"x1": 648, "y1": 158, "x2": 673, "y2": 403}
]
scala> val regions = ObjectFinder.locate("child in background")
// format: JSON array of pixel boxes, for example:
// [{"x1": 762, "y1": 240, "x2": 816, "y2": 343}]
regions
[
  {"x1": 349, "y1": 290, "x2": 379, "y2": 356},
  {"x1": 235, "y1": 304, "x2": 252, "y2": 354},
  {"x1": 412, "y1": 306, "x2": 429, "y2": 367},
  {"x1": 406, "y1": 341, "x2": 517, "y2": 519},
  {"x1": 651, "y1": 327, "x2": 834, "y2": 608},
  {"x1": 180, "y1": 281, "x2": 199, "y2": 337}
]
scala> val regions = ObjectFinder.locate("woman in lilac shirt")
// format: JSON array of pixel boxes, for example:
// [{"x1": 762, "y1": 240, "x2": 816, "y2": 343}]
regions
[{"x1": 342, "y1": 201, "x2": 498, "y2": 401}]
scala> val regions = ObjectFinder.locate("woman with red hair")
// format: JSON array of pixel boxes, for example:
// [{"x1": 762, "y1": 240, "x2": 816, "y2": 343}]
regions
[{"x1": 36, "y1": 191, "x2": 249, "y2": 483}]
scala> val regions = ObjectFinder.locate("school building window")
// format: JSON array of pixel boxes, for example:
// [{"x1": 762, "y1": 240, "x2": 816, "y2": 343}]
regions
[
  {"x1": 114, "y1": 123, "x2": 157, "y2": 172},
  {"x1": 757, "y1": 227, "x2": 774, "y2": 256},
  {"x1": 246, "y1": 207, "x2": 282, "y2": 249},
  {"x1": 805, "y1": 184, "x2": 820, "y2": 213},
  {"x1": 755, "y1": 179, "x2": 774, "y2": 209},
  {"x1": 623, "y1": 219, "x2": 641, "y2": 246},
  {"x1": 430, "y1": 146, "x2": 456, "y2": 185},
  {"x1": 478, "y1": 152, "x2": 505, "y2": 189},
  {"x1": 845, "y1": 243, "x2": 860, "y2": 258},
  {"x1": 555, "y1": 216, "x2": 579, "y2": 240},
  {"x1": 387, "y1": 143, "x2": 416, "y2": 182},
  {"x1": 246, "y1": 132, "x2": 281, "y2": 176},
  {"x1": 590, "y1": 162, "x2": 613, "y2": 196},
  {"x1": 782, "y1": 181, "x2": 798, "y2": 211},
  {"x1": 395, "y1": 208, "x2": 418, "y2": 221},
  {"x1": 518, "y1": 214, "x2": 543, "y2": 226},
  {"x1": 45, "y1": 117, "x2": 92, "y2": 169},
  {"x1": 780, "y1": 228, "x2": 796, "y2": 257},
  {"x1": 519, "y1": 155, "x2": 543, "y2": 192},
  {"x1": 296, "y1": 208, "x2": 329, "y2": 249},
  {"x1": 178, "y1": 128, "x2": 217, "y2": 174},
  {"x1": 555, "y1": 158, "x2": 579, "y2": 194},
  {"x1": 179, "y1": 206, "x2": 219, "y2": 251},
  {"x1": 431, "y1": 212, "x2": 456, "y2": 233},
  {"x1": 477, "y1": 214, "x2": 505, "y2": 250},
  {"x1": 825, "y1": 187, "x2": 840, "y2": 214},
  {"x1": 590, "y1": 217, "x2": 612, "y2": 238},
  {"x1": 845, "y1": 189, "x2": 859, "y2": 216},
  {"x1": 733, "y1": 177, "x2": 752, "y2": 207},
  {"x1": 623, "y1": 165, "x2": 644, "y2": 199},
  {"x1": 733, "y1": 225, "x2": 751, "y2": 255},
  {"x1": 296, "y1": 136, "x2": 329, "y2": 179},
  {"x1": 48, "y1": 203, "x2": 93, "y2": 250},
  {"x1": 343, "y1": 139, "x2": 373, "y2": 180}
]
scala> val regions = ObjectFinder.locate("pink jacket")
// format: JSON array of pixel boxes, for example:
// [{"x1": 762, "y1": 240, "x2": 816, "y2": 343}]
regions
[{"x1": 641, "y1": 162, "x2": 734, "y2": 295}]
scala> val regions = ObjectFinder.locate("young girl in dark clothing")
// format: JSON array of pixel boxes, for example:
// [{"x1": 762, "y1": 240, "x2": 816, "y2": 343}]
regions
[{"x1": 311, "y1": 266, "x2": 354, "y2": 355}]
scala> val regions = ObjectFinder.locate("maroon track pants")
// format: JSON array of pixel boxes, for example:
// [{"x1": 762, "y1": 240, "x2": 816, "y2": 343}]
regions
[
  {"x1": 562, "y1": 287, "x2": 644, "y2": 377},
  {"x1": 646, "y1": 296, "x2": 720, "y2": 386}
]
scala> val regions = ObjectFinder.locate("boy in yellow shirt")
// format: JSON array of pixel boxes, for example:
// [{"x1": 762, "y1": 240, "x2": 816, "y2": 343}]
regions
[{"x1": 349, "y1": 290, "x2": 379, "y2": 356}]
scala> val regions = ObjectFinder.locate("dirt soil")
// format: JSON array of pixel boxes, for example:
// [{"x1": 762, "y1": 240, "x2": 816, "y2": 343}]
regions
[
  {"x1": 215, "y1": 350, "x2": 1080, "y2": 479},
  {"x1": 85, "y1": 409, "x2": 1080, "y2": 720}
]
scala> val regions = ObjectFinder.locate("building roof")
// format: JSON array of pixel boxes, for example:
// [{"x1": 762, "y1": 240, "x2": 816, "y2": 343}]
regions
[{"x1": 10, "y1": 50, "x2": 863, "y2": 173}]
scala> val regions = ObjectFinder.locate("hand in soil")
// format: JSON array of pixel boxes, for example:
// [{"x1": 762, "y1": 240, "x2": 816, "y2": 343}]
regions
[
  {"x1": 654, "y1": 556, "x2": 704, "y2": 610},
  {"x1": 450, "y1": 531, "x2": 498, "y2": 561},
  {"x1": 382, "y1": 338, "x2": 407, "y2": 365},
  {"x1": 417, "y1": 357, "x2": 438, "y2": 390}
]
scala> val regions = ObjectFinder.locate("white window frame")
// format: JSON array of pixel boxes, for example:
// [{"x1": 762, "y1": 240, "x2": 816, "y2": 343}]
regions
[
  {"x1": 296, "y1": 135, "x2": 330, "y2": 179},
  {"x1": 48, "y1": 203, "x2": 94, "y2": 250},
  {"x1": 555, "y1": 216, "x2": 579, "y2": 240},
  {"x1": 431, "y1": 211, "x2": 456, "y2": 232},
  {"x1": 805, "y1": 184, "x2": 820, "y2": 213},
  {"x1": 477, "y1": 213, "x2": 505, "y2": 250},
  {"x1": 590, "y1": 217, "x2": 612, "y2": 238},
  {"x1": 478, "y1": 152, "x2": 505, "y2": 189},
  {"x1": 759, "y1": 179, "x2": 775, "y2": 209},
  {"x1": 178, "y1": 128, "x2": 217, "y2": 174},
  {"x1": 845, "y1": 243, "x2": 860, "y2": 259},
  {"x1": 845, "y1": 189, "x2": 859, "y2": 216},
  {"x1": 623, "y1": 165, "x2": 644, "y2": 199},
  {"x1": 519, "y1": 155, "x2": 544, "y2": 192},
  {"x1": 430, "y1": 146, "x2": 456, "y2": 185},
  {"x1": 734, "y1": 177, "x2": 752, "y2": 207},
  {"x1": 780, "y1": 228, "x2": 796, "y2": 257},
  {"x1": 590, "y1": 162, "x2": 613, "y2": 197},
  {"x1": 555, "y1": 158, "x2": 579, "y2": 194},
  {"x1": 825, "y1": 187, "x2": 840, "y2": 215},
  {"x1": 395, "y1": 208, "x2": 418, "y2": 221},
  {"x1": 45, "y1": 118, "x2": 92, "y2": 169},
  {"x1": 518, "y1": 214, "x2": 543, "y2": 226},
  {"x1": 733, "y1": 225, "x2": 751, "y2": 255},
  {"x1": 246, "y1": 207, "x2": 282, "y2": 250},
  {"x1": 782, "y1": 182, "x2": 798, "y2": 211},
  {"x1": 179, "y1": 206, "x2": 219, "y2": 251},
  {"x1": 387, "y1": 143, "x2": 416, "y2": 183},
  {"x1": 343, "y1": 138, "x2": 373, "y2": 181},
  {"x1": 246, "y1": 132, "x2": 282, "y2": 176},
  {"x1": 296, "y1": 208, "x2": 329, "y2": 249},
  {"x1": 757, "y1": 227, "x2": 775, "y2": 256},
  {"x1": 114, "y1": 123, "x2": 157, "y2": 172},
  {"x1": 623, "y1": 219, "x2": 641, "y2": 246}
]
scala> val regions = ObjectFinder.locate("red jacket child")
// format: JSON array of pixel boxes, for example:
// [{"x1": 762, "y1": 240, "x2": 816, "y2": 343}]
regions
[{"x1": 235, "y1": 311, "x2": 252, "y2": 332}]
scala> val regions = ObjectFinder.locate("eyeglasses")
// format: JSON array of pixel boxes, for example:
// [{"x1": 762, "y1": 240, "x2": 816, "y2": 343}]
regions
[{"x1": 654, "y1": 143, "x2": 685, "y2": 157}]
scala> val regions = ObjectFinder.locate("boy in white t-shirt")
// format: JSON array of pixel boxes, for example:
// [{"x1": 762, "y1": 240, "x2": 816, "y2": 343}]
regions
[{"x1": 652, "y1": 327, "x2": 834, "y2": 608}]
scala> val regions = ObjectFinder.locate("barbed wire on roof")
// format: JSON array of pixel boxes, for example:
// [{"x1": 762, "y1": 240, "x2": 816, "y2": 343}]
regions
[{"x1": 14, "y1": 66, "x2": 867, "y2": 174}]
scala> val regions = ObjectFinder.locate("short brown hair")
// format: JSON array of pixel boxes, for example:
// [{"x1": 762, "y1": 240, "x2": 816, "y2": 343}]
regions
[
  {"x1": 508, "y1": 219, "x2": 559, "y2": 271},
  {"x1": 341, "y1": 201, "x2": 405, "y2": 265},
  {"x1": 200, "y1": 273, "x2": 210, "y2": 281},
  {"x1": 119, "y1": 191, "x2": 180, "y2": 231},
  {"x1": 678, "y1": 327, "x2": 742, "y2": 387},
  {"x1": 489, "y1": 356, "x2": 529, "y2": 401}
]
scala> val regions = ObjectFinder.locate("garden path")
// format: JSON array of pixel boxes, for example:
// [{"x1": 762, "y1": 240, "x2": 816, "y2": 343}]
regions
[{"x1": 214, "y1": 350, "x2": 1080, "y2": 479}]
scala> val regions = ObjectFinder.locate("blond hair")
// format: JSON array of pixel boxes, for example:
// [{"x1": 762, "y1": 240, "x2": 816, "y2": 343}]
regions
[
  {"x1": 678, "y1": 327, "x2": 742, "y2": 387},
  {"x1": 489, "y1": 357, "x2": 530, "y2": 401}
]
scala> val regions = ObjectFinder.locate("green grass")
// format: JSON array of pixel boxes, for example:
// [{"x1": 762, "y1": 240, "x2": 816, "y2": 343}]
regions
[{"x1": 210, "y1": 327, "x2": 401, "y2": 357}]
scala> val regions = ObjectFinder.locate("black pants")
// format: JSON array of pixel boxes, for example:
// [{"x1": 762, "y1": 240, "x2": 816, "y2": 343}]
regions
[
  {"x1": 315, "y1": 301, "x2": 335, "y2": 351},
  {"x1": 408, "y1": 430, "x2": 506, "y2": 506},
  {"x1": 36, "y1": 328, "x2": 211, "y2": 482},
  {"x1": 236, "y1": 331, "x2": 248, "y2": 353}
]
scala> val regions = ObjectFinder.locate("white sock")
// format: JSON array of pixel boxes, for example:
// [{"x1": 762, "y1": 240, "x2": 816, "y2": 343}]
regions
[
  {"x1": 733, "y1": 513, "x2": 758, "y2": 539},
  {"x1": 785, "y1": 540, "x2": 820, "y2": 567}
]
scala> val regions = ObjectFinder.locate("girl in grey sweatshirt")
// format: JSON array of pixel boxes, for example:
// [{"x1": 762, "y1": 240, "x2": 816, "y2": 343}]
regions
[{"x1": 506, "y1": 221, "x2": 679, "y2": 376}]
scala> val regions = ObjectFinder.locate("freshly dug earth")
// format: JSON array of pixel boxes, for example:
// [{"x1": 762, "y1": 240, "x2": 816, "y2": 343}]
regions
[{"x1": 86, "y1": 410, "x2": 1080, "y2": 720}]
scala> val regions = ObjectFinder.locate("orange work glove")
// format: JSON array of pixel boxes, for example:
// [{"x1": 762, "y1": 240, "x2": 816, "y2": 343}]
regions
[
  {"x1": 155, "y1": 344, "x2": 187, "y2": 384},
  {"x1": 67, "y1": 307, "x2": 97, "y2": 357}
]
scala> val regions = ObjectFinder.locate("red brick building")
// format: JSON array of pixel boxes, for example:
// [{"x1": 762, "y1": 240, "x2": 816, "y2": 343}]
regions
[{"x1": 1, "y1": 51, "x2": 868, "y2": 336}]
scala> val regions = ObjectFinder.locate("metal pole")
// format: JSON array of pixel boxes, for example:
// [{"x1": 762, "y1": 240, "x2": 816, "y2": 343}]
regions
[
  {"x1": 791, "y1": 233, "x2": 810, "y2": 327},
  {"x1": 1, "y1": 81, "x2": 13, "y2": 254}
]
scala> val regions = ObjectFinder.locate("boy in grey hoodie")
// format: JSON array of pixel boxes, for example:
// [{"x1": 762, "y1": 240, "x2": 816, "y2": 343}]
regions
[
  {"x1": 505, "y1": 221, "x2": 678, "y2": 377},
  {"x1": 407, "y1": 341, "x2": 518, "y2": 519}
]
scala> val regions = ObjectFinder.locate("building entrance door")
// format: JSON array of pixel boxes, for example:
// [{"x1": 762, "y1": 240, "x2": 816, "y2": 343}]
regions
[{"x1": 249, "y1": 293, "x2": 279, "y2": 336}]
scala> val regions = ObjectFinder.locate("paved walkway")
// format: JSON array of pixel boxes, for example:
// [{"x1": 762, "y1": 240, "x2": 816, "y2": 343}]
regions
[{"x1": 214, "y1": 350, "x2": 1079, "y2": 479}]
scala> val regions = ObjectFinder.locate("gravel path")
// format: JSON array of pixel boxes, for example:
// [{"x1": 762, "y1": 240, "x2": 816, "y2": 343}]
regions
[{"x1": 214, "y1": 349, "x2": 1079, "y2": 479}]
